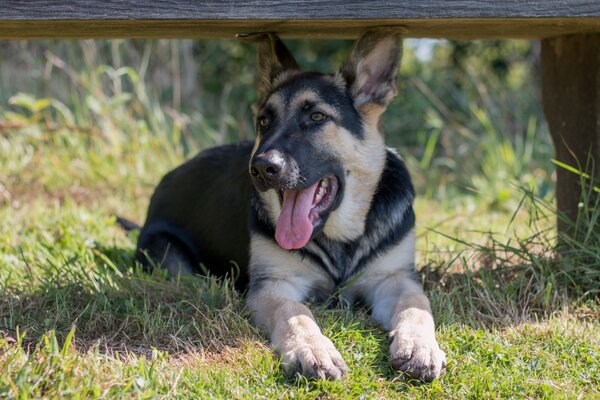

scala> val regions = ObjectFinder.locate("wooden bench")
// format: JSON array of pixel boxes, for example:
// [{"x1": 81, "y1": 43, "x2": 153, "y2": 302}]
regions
[{"x1": 2, "y1": 1, "x2": 599, "y2": 235}]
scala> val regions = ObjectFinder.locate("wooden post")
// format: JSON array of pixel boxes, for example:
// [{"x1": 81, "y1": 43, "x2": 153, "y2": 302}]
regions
[{"x1": 541, "y1": 34, "x2": 600, "y2": 236}]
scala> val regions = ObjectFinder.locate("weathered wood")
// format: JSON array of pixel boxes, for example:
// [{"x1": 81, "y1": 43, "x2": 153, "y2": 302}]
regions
[
  {"x1": 3, "y1": 0, "x2": 600, "y2": 19},
  {"x1": 0, "y1": 1, "x2": 600, "y2": 39},
  {"x1": 542, "y1": 34, "x2": 600, "y2": 234},
  {"x1": 2, "y1": 19, "x2": 600, "y2": 40}
]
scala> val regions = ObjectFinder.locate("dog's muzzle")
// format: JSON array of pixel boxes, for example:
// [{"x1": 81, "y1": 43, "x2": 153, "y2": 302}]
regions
[
  {"x1": 250, "y1": 148, "x2": 341, "y2": 250},
  {"x1": 250, "y1": 149, "x2": 296, "y2": 191}
]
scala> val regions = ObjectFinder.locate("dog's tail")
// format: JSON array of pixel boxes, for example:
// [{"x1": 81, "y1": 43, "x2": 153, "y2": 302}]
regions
[{"x1": 115, "y1": 216, "x2": 141, "y2": 232}]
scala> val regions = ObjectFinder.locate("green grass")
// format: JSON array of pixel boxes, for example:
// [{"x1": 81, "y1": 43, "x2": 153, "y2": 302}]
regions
[
  {"x1": 0, "y1": 42, "x2": 599, "y2": 398},
  {"x1": 1, "y1": 115, "x2": 599, "y2": 400}
]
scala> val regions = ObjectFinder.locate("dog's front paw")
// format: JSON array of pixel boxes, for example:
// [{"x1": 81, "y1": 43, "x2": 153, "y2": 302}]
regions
[
  {"x1": 277, "y1": 333, "x2": 348, "y2": 380},
  {"x1": 389, "y1": 328, "x2": 446, "y2": 382}
]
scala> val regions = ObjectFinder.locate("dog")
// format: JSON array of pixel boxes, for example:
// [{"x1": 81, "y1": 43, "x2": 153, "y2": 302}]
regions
[{"x1": 136, "y1": 30, "x2": 446, "y2": 382}]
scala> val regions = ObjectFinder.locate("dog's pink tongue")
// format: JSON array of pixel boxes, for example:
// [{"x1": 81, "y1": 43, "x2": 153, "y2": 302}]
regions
[{"x1": 275, "y1": 181, "x2": 320, "y2": 250}]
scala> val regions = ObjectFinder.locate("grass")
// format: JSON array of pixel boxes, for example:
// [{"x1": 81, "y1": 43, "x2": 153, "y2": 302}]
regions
[{"x1": 1, "y1": 41, "x2": 599, "y2": 399}]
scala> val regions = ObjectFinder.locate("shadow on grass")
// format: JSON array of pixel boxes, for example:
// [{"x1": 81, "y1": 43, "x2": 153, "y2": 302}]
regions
[
  {"x1": 2, "y1": 239, "x2": 594, "y2": 392},
  {"x1": 0, "y1": 243, "x2": 431, "y2": 389},
  {"x1": 0, "y1": 243, "x2": 259, "y2": 357},
  {"x1": 421, "y1": 253, "x2": 596, "y2": 329}
]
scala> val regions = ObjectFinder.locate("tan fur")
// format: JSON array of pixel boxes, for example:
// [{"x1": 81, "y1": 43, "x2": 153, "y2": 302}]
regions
[
  {"x1": 250, "y1": 134, "x2": 261, "y2": 157},
  {"x1": 249, "y1": 235, "x2": 332, "y2": 291},
  {"x1": 351, "y1": 38, "x2": 399, "y2": 108},
  {"x1": 257, "y1": 189, "x2": 281, "y2": 228},
  {"x1": 320, "y1": 121, "x2": 386, "y2": 241},
  {"x1": 390, "y1": 293, "x2": 434, "y2": 329},
  {"x1": 342, "y1": 231, "x2": 446, "y2": 381},
  {"x1": 271, "y1": 70, "x2": 302, "y2": 92},
  {"x1": 359, "y1": 228, "x2": 415, "y2": 283},
  {"x1": 263, "y1": 93, "x2": 286, "y2": 122},
  {"x1": 289, "y1": 90, "x2": 340, "y2": 120},
  {"x1": 326, "y1": 73, "x2": 348, "y2": 92},
  {"x1": 247, "y1": 236, "x2": 345, "y2": 379},
  {"x1": 387, "y1": 292, "x2": 446, "y2": 381},
  {"x1": 246, "y1": 29, "x2": 445, "y2": 382},
  {"x1": 249, "y1": 228, "x2": 445, "y2": 381},
  {"x1": 247, "y1": 291, "x2": 348, "y2": 380}
]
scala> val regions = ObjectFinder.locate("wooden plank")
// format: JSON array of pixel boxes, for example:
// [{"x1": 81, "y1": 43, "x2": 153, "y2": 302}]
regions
[
  {"x1": 2, "y1": 1, "x2": 600, "y2": 20},
  {"x1": 0, "y1": 1, "x2": 600, "y2": 39},
  {"x1": 1, "y1": 18, "x2": 600, "y2": 40},
  {"x1": 542, "y1": 34, "x2": 600, "y2": 236}
]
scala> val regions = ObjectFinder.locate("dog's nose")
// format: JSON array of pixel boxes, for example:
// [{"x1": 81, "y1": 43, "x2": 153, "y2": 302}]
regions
[{"x1": 250, "y1": 150, "x2": 286, "y2": 186}]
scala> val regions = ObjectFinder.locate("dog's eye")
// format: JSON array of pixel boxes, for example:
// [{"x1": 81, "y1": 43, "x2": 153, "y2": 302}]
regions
[
  {"x1": 258, "y1": 117, "x2": 270, "y2": 128},
  {"x1": 310, "y1": 112, "x2": 327, "y2": 122}
]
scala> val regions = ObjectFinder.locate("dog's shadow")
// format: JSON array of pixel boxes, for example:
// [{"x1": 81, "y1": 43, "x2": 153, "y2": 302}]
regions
[{"x1": 0, "y1": 243, "x2": 258, "y2": 358}]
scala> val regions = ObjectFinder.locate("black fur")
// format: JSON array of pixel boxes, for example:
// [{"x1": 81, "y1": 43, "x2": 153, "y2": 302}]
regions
[
  {"x1": 137, "y1": 141, "x2": 254, "y2": 287},
  {"x1": 116, "y1": 216, "x2": 141, "y2": 231},
  {"x1": 138, "y1": 143, "x2": 416, "y2": 293}
]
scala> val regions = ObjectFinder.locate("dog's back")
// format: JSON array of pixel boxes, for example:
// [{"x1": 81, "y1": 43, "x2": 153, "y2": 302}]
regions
[{"x1": 136, "y1": 141, "x2": 254, "y2": 285}]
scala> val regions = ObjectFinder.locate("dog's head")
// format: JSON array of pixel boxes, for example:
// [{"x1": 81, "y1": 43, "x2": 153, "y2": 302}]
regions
[{"x1": 248, "y1": 30, "x2": 402, "y2": 250}]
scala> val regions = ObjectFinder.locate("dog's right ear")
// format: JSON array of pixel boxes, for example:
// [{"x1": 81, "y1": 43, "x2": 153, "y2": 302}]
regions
[
  {"x1": 247, "y1": 33, "x2": 300, "y2": 107},
  {"x1": 340, "y1": 29, "x2": 402, "y2": 120}
]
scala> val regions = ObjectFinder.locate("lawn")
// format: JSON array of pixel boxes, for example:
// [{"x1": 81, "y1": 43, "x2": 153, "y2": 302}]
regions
[{"x1": 0, "y1": 39, "x2": 599, "y2": 399}]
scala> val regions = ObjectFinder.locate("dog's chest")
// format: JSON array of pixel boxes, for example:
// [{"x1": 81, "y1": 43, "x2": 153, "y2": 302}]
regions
[{"x1": 301, "y1": 236, "x2": 374, "y2": 286}]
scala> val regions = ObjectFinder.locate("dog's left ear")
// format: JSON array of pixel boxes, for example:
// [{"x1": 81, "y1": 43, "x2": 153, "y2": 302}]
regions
[
  {"x1": 340, "y1": 29, "x2": 402, "y2": 118},
  {"x1": 253, "y1": 33, "x2": 301, "y2": 107}
]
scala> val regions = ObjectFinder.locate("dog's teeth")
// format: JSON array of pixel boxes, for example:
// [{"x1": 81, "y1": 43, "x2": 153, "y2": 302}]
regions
[
  {"x1": 315, "y1": 186, "x2": 326, "y2": 204},
  {"x1": 321, "y1": 178, "x2": 330, "y2": 188}
]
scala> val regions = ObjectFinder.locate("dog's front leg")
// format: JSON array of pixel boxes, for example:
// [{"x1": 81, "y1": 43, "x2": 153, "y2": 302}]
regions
[
  {"x1": 247, "y1": 281, "x2": 348, "y2": 380},
  {"x1": 367, "y1": 275, "x2": 446, "y2": 382}
]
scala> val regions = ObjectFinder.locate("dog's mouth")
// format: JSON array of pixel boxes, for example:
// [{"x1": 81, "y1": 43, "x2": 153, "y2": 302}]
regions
[{"x1": 275, "y1": 176, "x2": 339, "y2": 250}]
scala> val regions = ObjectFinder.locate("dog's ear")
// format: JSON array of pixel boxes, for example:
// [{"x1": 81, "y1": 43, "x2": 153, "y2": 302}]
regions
[
  {"x1": 340, "y1": 29, "x2": 402, "y2": 118},
  {"x1": 253, "y1": 33, "x2": 300, "y2": 106}
]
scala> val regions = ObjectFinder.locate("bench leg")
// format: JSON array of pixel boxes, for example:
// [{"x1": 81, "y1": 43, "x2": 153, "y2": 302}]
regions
[{"x1": 541, "y1": 34, "x2": 600, "y2": 237}]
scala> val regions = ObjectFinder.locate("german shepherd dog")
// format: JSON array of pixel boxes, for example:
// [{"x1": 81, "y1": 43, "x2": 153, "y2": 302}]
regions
[{"x1": 136, "y1": 30, "x2": 446, "y2": 381}]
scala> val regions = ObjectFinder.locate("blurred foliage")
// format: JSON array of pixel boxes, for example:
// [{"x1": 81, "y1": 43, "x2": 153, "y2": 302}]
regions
[{"x1": 0, "y1": 38, "x2": 554, "y2": 210}]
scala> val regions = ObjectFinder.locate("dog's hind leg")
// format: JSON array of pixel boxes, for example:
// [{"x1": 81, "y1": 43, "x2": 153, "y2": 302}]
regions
[{"x1": 136, "y1": 222, "x2": 200, "y2": 276}]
